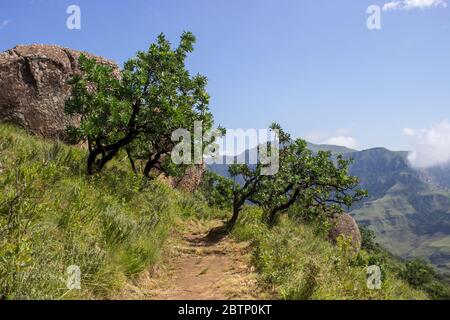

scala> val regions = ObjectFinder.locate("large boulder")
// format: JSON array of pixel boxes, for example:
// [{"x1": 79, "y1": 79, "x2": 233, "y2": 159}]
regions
[
  {"x1": 328, "y1": 213, "x2": 362, "y2": 251},
  {"x1": 0, "y1": 44, "x2": 118, "y2": 140}
]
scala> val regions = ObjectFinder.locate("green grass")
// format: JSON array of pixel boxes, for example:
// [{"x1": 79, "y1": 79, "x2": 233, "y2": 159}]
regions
[
  {"x1": 0, "y1": 124, "x2": 203, "y2": 299},
  {"x1": 232, "y1": 207, "x2": 429, "y2": 300},
  {"x1": 0, "y1": 124, "x2": 438, "y2": 300}
]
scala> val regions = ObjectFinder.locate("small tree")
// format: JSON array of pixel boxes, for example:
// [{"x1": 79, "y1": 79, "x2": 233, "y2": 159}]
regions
[
  {"x1": 65, "y1": 54, "x2": 132, "y2": 174},
  {"x1": 360, "y1": 226, "x2": 380, "y2": 252},
  {"x1": 227, "y1": 164, "x2": 265, "y2": 230},
  {"x1": 124, "y1": 33, "x2": 215, "y2": 178},
  {"x1": 65, "y1": 32, "x2": 214, "y2": 175},
  {"x1": 224, "y1": 123, "x2": 290, "y2": 230},
  {"x1": 256, "y1": 142, "x2": 367, "y2": 225},
  {"x1": 205, "y1": 123, "x2": 367, "y2": 230}
]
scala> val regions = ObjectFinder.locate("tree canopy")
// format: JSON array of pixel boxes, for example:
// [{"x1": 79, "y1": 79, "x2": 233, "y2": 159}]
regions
[
  {"x1": 203, "y1": 123, "x2": 367, "y2": 229},
  {"x1": 65, "y1": 32, "x2": 214, "y2": 176}
]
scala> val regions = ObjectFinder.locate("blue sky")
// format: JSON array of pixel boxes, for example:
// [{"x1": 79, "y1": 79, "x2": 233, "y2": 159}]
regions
[{"x1": 1, "y1": 0, "x2": 450, "y2": 153}]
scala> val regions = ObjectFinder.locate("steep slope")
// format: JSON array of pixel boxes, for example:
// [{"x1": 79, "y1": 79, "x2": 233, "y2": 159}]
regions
[
  {"x1": 421, "y1": 164, "x2": 450, "y2": 190},
  {"x1": 346, "y1": 148, "x2": 450, "y2": 274},
  {"x1": 0, "y1": 124, "x2": 224, "y2": 299}
]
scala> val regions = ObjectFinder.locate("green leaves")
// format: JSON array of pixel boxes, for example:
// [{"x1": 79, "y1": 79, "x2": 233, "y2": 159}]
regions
[
  {"x1": 65, "y1": 32, "x2": 216, "y2": 175},
  {"x1": 65, "y1": 53, "x2": 129, "y2": 147},
  {"x1": 206, "y1": 125, "x2": 367, "y2": 228},
  {"x1": 201, "y1": 171, "x2": 234, "y2": 209},
  {"x1": 124, "y1": 32, "x2": 215, "y2": 177}
]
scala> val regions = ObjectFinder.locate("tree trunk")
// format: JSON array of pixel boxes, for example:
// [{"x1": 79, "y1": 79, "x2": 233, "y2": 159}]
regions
[
  {"x1": 86, "y1": 132, "x2": 137, "y2": 175},
  {"x1": 267, "y1": 210, "x2": 277, "y2": 227},
  {"x1": 266, "y1": 188, "x2": 301, "y2": 226},
  {"x1": 143, "y1": 153, "x2": 162, "y2": 178},
  {"x1": 87, "y1": 148, "x2": 101, "y2": 175},
  {"x1": 87, "y1": 147, "x2": 120, "y2": 175},
  {"x1": 227, "y1": 196, "x2": 244, "y2": 231},
  {"x1": 126, "y1": 148, "x2": 137, "y2": 174}
]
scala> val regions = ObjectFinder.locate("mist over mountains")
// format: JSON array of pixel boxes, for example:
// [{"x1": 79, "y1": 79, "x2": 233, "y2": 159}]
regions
[
  {"x1": 208, "y1": 143, "x2": 450, "y2": 274},
  {"x1": 345, "y1": 147, "x2": 450, "y2": 274}
]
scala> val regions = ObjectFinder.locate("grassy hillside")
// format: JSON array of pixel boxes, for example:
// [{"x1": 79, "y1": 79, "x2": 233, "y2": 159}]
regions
[
  {"x1": 352, "y1": 190, "x2": 450, "y2": 275},
  {"x1": 0, "y1": 124, "x2": 219, "y2": 299},
  {"x1": 0, "y1": 124, "x2": 435, "y2": 299},
  {"x1": 347, "y1": 148, "x2": 450, "y2": 274},
  {"x1": 232, "y1": 208, "x2": 430, "y2": 300},
  {"x1": 208, "y1": 145, "x2": 450, "y2": 275}
]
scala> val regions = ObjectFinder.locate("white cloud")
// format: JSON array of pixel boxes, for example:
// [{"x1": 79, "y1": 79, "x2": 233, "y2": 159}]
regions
[
  {"x1": 403, "y1": 127, "x2": 415, "y2": 136},
  {"x1": 383, "y1": 0, "x2": 447, "y2": 11},
  {"x1": 0, "y1": 20, "x2": 10, "y2": 30},
  {"x1": 384, "y1": 1, "x2": 404, "y2": 10},
  {"x1": 404, "y1": 119, "x2": 450, "y2": 168},
  {"x1": 322, "y1": 136, "x2": 359, "y2": 150}
]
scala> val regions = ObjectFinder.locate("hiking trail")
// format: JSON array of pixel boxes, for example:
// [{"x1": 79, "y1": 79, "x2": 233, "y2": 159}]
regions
[{"x1": 116, "y1": 220, "x2": 271, "y2": 300}]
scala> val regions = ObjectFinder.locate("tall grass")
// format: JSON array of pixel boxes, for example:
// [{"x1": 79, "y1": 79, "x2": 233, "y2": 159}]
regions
[
  {"x1": 0, "y1": 124, "x2": 434, "y2": 300},
  {"x1": 0, "y1": 125, "x2": 183, "y2": 299},
  {"x1": 232, "y1": 207, "x2": 429, "y2": 300}
]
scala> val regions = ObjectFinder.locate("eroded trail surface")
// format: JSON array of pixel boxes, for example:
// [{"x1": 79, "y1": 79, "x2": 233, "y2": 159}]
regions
[{"x1": 118, "y1": 220, "x2": 269, "y2": 300}]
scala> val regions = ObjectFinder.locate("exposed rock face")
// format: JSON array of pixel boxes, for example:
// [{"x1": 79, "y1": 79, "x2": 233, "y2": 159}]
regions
[
  {"x1": 175, "y1": 164, "x2": 206, "y2": 193},
  {"x1": 157, "y1": 164, "x2": 206, "y2": 193},
  {"x1": 0, "y1": 44, "x2": 118, "y2": 140},
  {"x1": 328, "y1": 213, "x2": 362, "y2": 251}
]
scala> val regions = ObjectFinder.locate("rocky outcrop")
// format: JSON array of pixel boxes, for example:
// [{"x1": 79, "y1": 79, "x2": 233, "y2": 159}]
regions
[
  {"x1": 328, "y1": 213, "x2": 362, "y2": 251},
  {"x1": 157, "y1": 164, "x2": 206, "y2": 193},
  {"x1": 175, "y1": 164, "x2": 206, "y2": 193},
  {"x1": 0, "y1": 44, "x2": 118, "y2": 140}
]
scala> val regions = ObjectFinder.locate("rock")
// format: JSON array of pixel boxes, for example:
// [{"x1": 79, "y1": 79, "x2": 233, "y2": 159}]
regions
[
  {"x1": 0, "y1": 44, "x2": 118, "y2": 140},
  {"x1": 328, "y1": 213, "x2": 362, "y2": 251},
  {"x1": 175, "y1": 164, "x2": 206, "y2": 193},
  {"x1": 157, "y1": 164, "x2": 206, "y2": 193}
]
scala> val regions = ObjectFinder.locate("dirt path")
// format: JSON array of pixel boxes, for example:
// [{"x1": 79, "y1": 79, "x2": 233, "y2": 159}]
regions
[{"x1": 117, "y1": 220, "x2": 270, "y2": 300}]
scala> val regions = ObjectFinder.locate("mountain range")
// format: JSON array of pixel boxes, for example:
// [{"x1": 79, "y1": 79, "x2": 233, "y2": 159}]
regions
[
  {"x1": 344, "y1": 147, "x2": 450, "y2": 275},
  {"x1": 207, "y1": 143, "x2": 450, "y2": 275}
]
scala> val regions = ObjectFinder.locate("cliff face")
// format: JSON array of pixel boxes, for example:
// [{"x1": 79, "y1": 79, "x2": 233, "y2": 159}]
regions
[{"x1": 0, "y1": 44, "x2": 118, "y2": 140}]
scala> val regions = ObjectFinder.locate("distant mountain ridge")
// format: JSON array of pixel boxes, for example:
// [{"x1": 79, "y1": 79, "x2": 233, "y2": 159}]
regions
[
  {"x1": 306, "y1": 142, "x2": 356, "y2": 155},
  {"x1": 344, "y1": 147, "x2": 450, "y2": 275},
  {"x1": 207, "y1": 143, "x2": 450, "y2": 274}
]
